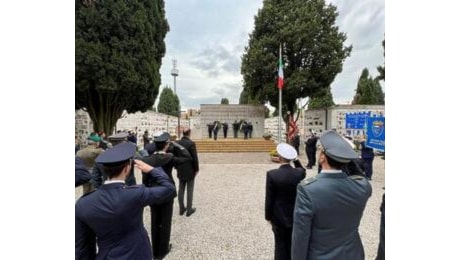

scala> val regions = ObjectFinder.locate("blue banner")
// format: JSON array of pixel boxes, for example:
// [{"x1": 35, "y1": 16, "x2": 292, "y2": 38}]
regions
[
  {"x1": 366, "y1": 116, "x2": 385, "y2": 151},
  {"x1": 345, "y1": 111, "x2": 371, "y2": 129}
]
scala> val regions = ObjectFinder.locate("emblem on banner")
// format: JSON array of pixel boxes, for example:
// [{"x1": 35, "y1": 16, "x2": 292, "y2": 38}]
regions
[{"x1": 371, "y1": 120, "x2": 384, "y2": 138}]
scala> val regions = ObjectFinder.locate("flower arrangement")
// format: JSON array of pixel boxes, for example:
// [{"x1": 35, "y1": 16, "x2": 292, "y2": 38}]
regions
[
  {"x1": 269, "y1": 149, "x2": 280, "y2": 163},
  {"x1": 263, "y1": 133, "x2": 272, "y2": 140}
]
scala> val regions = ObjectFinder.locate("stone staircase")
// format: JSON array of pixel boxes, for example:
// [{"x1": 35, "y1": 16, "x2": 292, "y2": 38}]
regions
[{"x1": 195, "y1": 138, "x2": 276, "y2": 153}]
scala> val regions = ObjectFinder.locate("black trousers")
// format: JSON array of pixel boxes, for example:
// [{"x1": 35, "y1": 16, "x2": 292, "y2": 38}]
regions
[
  {"x1": 272, "y1": 224, "x2": 292, "y2": 260},
  {"x1": 178, "y1": 178, "x2": 195, "y2": 213},
  {"x1": 150, "y1": 200, "x2": 174, "y2": 258},
  {"x1": 306, "y1": 149, "x2": 315, "y2": 167}
]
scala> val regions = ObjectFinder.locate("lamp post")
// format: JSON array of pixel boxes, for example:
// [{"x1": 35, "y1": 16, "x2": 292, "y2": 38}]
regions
[{"x1": 171, "y1": 59, "x2": 180, "y2": 138}]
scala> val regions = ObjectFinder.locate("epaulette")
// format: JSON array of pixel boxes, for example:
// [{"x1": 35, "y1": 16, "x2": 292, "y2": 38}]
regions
[
  {"x1": 300, "y1": 177, "x2": 317, "y2": 186},
  {"x1": 349, "y1": 175, "x2": 365, "y2": 181}
]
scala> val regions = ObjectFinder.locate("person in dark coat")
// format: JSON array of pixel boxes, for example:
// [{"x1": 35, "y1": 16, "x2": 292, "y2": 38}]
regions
[
  {"x1": 176, "y1": 128, "x2": 200, "y2": 217},
  {"x1": 232, "y1": 120, "x2": 239, "y2": 138},
  {"x1": 292, "y1": 133, "x2": 300, "y2": 155},
  {"x1": 248, "y1": 122, "x2": 253, "y2": 138},
  {"x1": 90, "y1": 133, "x2": 137, "y2": 189},
  {"x1": 75, "y1": 157, "x2": 92, "y2": 187},
  {"x1": 75, "y1": 142, "x2": 175, "y2": 260},
  {"x1": 207, "y1": 122, "x2": 213, "y2": 139},
  {"x1": 222, "y1": 122, "x2": 229, "y2": 138},
  {"x1": 142, "y1": 132, "x2": 192, "y2": 259},
  {"x1": 243, "y1": 121, "x2": 249, "y2": 139},
  {"x1": 376, "y1": 193, "x2": 385, "y2": 260},
  {"x1": 212, "y1": 121, "x2": 220, "y2": 140},
  {"x1": 359, "y1": 135, "x2": 375, "y2": 180},
  {"x1": 304, "y1": 131, "x2": 318, "y2": 169},
  {"x1": 265, "y1": 143, "x2": 306, "y2": 260},
  {"x1": 291, "y1": 131, "x2": 372, "y2": 260}
]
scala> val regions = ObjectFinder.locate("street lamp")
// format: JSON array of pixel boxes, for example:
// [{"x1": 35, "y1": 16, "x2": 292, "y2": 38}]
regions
[{"x1": 171, "y1": 59, "x2": 180, "y2": 138}]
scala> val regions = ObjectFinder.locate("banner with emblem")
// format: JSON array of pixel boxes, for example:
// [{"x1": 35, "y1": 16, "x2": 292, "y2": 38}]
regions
[{"x1": 365, "y1": 116, "x2": 385, "y2": 151}]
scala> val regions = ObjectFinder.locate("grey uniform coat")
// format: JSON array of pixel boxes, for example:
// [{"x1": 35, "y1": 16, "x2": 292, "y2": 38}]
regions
[{"x1": 291, "y1": 171, "x2": 372, "y2": 260}]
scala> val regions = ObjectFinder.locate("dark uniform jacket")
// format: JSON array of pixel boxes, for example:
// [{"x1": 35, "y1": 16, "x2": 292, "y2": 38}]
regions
[
  {"x1": 292, "y1": 171, "x2": 372, "y2": 260},
  {"x1": 142, "y1": 144, "x2": 192, "y2": 190},
  {"x1": 305, "y1": 136, "x2": 318, "y2": 152},
  {"x1": 75, "y1": 168, "x2": 175, "y2": 260},
  {"x1": 176, "y1": 136, "x2": 199, "y2": 181},
  {"x1": 75, "y1": 157, "x2": 92, "y2": 187},
  {"x1": 265, "y1": 163, "x2": 306, "y2": 228}
]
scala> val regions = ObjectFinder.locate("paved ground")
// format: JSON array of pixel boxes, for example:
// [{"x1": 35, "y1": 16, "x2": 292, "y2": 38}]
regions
[{"x1": 75, "y1": 150, "x2": 385, "y2": 259}]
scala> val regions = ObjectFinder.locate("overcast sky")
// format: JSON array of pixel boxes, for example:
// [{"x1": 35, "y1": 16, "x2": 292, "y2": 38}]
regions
[{"x1": 158, "y1": 0, "x2": 385, "y2": 110}]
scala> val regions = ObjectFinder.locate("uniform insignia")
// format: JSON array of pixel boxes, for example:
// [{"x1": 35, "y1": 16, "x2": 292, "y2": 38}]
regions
[
  {"x1": 349, "y1": 175, "x2": 365, "y2": 181},
  {"x1": 301, "y1": 177, "x2": 317, "y2": 185}
]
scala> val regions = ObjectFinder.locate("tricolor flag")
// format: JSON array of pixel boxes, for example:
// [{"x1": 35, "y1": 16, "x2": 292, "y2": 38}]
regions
[{"x1": 278, "y1": 45, "x2": 284, "y2": 89}]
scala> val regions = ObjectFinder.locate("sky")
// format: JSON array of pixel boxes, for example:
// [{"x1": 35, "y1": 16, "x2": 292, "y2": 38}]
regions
[{"x1": 158, "y1": 0, "x2": 385, "y2": 110}]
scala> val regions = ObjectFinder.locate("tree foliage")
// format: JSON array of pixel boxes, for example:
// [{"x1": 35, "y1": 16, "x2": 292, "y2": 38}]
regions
[
  {"x1": 239, "y1": 88, "x2": 259, "y2": 105},
  {"x1": 220, "y1": 98, "x2": 229, "y2": 104},
  {"x1": 157, "y1": 87, "x2": 180, "y2": 116},
  {"x1": 75, "y1": 0, "x2": 169, "y2": 134},
  {"x1": 376, "y1": 39, "x2": 385, "y2": 81},
  {"x1": 352, "y1": 68, "x2": 385, "y2": 105},
  {"x1": 308, "y1": 87, "x2": 335, "y2": 109},
  {"x1": 241, "y1": 0, "x2": 351, "y2": 121}
]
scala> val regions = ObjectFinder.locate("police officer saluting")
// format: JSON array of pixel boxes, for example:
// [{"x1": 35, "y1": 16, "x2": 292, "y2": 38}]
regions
[
  {"x1": 75, "y1": 142, "x2": 175, "y2": 260},
  {"x1": 291, "y1": 130, "x2": 372, "y2": 260}
]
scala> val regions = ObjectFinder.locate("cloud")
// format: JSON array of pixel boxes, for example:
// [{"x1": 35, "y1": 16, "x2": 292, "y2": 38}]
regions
[{"x1": 159, "y1": 0, "x2": 384, "y2": 109}]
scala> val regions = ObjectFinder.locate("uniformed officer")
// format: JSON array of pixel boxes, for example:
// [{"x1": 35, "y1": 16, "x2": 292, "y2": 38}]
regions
[
  {"x1": 142, "y1": 131, "x2": 192, "y2": 260},
  {"x1": 265, "y1": 143, "x2": 306, "y2": 260},
  {"x1": 75, "y1": 142, "x2": 175, "y2": 260},
  {"x1": 291, "y1": 130, "x2": 372, "y2": 260}
]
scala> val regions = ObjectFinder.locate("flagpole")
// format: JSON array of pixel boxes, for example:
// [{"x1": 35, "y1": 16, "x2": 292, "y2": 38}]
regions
[
  {"x1": 278, "y1": 43, "x2": 282, "y2": 143},
  {"x1": 278, "y1": 88, "x2": 282, "y2": 143}
]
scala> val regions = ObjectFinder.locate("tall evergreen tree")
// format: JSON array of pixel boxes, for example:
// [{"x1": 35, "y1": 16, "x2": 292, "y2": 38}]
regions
[
  {"x1": 352, "y1": 68, "x2": 385, "y2": 105},
  {"x1": 75, "y1": 0, "x2": 169, "y2": 134},
  {"x1": 376, "y1": 39, "x2": 385, "y2": 81},
  {"x1": 308, "y1": 87, "x2": 335, "y2": 109},
  {"x1": 157, "y1": 87, "x2": 180, "y2": 116},
  {"x1": 241, "y1": 0, "x2": 351, "y2": 119},
  {"x1": 220, "y1": 98, "x2": 229, "y2": 104}
]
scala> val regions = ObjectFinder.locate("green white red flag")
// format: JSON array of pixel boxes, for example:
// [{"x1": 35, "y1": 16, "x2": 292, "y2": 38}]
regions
[{"x1": 278, "y1": 45, "x2": 284, "y2": 89}]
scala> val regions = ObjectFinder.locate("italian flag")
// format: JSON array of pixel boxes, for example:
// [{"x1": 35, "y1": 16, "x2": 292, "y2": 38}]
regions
[{"x1": 278, "y1": 45, "x2": 284, "y2": 90}]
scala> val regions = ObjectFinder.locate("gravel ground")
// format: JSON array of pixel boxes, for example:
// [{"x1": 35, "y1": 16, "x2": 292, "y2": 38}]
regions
[{"x1": 75, "y1": 150, "x2": 385, "y2": 259}]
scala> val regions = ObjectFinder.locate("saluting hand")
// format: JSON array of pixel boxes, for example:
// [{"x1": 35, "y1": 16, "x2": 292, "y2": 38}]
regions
[{"x1": 134, "y1": 159, "x2": 154, "y2": 173}]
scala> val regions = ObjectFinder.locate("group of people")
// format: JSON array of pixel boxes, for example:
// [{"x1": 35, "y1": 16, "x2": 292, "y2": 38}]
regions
[
  {"x1": 265, "y1": 130, "x2": 384, "y2": 260},
  {"x1": 75, "y1": 128, "x2": 200, "y2": 260},
  {"x1": 206, "y1": 120, "x2": 254, "y2": 140}
]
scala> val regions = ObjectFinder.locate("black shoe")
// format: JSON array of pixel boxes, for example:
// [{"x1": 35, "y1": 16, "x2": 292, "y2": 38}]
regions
[
  {"x1": 155, "y1": 244, "x2": 172, "y2": 259},
  {"x1": 186, "y1": 208, "x2": 196, "y2": 217},
  {"x1": 179, "y1": 208, "x2": 186, "y2": 216}
]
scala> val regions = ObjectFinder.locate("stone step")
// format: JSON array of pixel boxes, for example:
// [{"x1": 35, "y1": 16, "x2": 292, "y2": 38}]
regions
[{"x1": 195, "y1": 138, "x2": 276, "y2": 153}]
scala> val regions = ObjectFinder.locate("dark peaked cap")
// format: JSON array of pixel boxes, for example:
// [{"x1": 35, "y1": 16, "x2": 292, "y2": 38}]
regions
[
  {"x1": 153, "y1": 132, "x2": 170, "y2": 142},
  {"x1": 95, "y1": 142, "x2": 136, "y2": 166},
  {"x1": 320, "y1": 130, "x2": 359, "y2": 163}
]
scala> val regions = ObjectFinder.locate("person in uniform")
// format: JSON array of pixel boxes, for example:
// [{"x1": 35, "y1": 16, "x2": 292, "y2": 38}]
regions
[
  {"x1": 91, "y1": 132, "x2": 137, "y2": 189},
  {"x1": 265, "y1": 143, "x2": 306, "y2": 260},
  {"x1": 75, "y1": 157, "x2": 92, "y2": 187},
  {"x1": 176, "y1": 128, "x2": 200, "y2": 217},
  {"x1": 142, "y1": 132, "x2": 192, "y2": 260},
  {"x1": 291, "y1": 130, "x2": 372, "y2": 260},
  {"x1": 76, "y1": 133, "x2": 104, "y2": 194},
  {"x1": 232, "y1": 120, "x2": 239, "y2": 138},
  {"x1": 207, "y1": 122, "x2": 213, "y2": 139},
  {"x1": 222, "y1": 122, "x2": 229, "y2": 138},
  {"x1": 304, "y1": 131, "x2": 318, "y2": 169},
  {"x1": 75, "y1": 142, "x2": 175, "y2": 260},
  {"x1": 212, "y1": 121, "x2": 220, "y2": 140},
  {"x1": 359, "y1": 135, "x2": 375, "y2": 180}
]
